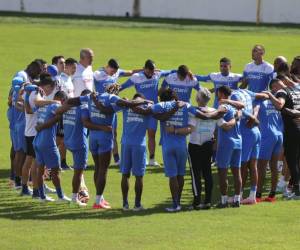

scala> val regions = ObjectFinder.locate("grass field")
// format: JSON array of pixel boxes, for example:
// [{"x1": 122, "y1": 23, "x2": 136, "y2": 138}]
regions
[{"x1": 1, "y1": 15, "x2": 300, "y2": 250}]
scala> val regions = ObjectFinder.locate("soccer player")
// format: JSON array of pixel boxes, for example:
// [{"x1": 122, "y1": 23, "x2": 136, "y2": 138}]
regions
[
  {"x1": 60, "y1": 58, "x2": 77, "y2": 97},
  {"x1": 80, "y1": 84, "x2": 148, "y2": 209},
  {"x1": 241, "y1": 45, "x2": 274, "y2": 92},
  {"x1": 118, "y1": 93, "x2": 152, "y2": 211},
  {"x1": 188, "y1": 88, "x2": 237, "y2": 210},
  {"x1": 195, "y1": 57, "x2": 243, "y2": 108},
  {"x1": 52, "y1": 55, "x2": 65, "y2": 75},
  {"x1": 215, "y1": 86, "x2": 242, "y2": 208},
  {"x1": 255, "y1": 79, "x2": 284, "y2": 202},
  {"x1": 151, "y1": 88, "x2": 226, "y2": 212},
  {"x1": 120, "y1": 59, "x2": 175, "y2": 166},
  {"x1": 160, "y1": 65, "x2": 200, "y2": 103},
  {"x1": 94, "y1": 58, "x2": 139, "y2": 165},
  {"x1": 73, "y1": 48, "x2": 94, "y2": 97},
  {"x1": 33, "y1": 90, "x2": 72, "y2": 202},
  {"x1": 264, "y1": 76, "x2": 300, "y2": 199}
]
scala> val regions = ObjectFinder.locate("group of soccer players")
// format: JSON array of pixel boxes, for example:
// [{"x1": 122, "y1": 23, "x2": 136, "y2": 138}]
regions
[{"x1": 7, "y1": 44, "x2": 300, "y2": 212}]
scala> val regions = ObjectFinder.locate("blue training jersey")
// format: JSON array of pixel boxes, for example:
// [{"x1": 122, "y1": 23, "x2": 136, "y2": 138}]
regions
[
  {"x1": 243, "y1": 61, "x2": 274, "y2": 93},
  {"x1": 33, "y1": 103, "x2": 60, "y2": 148},
  {"x1": 196, "y1": 72, "x2": 242, "y2": 108},
  {"x1": 63, "y1": 106, "x2": 88, "y2": 151},
  {"x1": 161, "y1": 72, "x2": 200, "y2": 103},
  {"x1": 94, "y1": 68, "x2": 126, "y2": 94}
]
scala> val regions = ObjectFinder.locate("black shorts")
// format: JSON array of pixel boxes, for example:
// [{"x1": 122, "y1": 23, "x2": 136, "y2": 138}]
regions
[{"x1": 25, "y1": 136, "x2": 35, "y2": 158}]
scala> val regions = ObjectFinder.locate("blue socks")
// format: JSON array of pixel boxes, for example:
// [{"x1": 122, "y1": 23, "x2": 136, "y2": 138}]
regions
[
  {"x1": 39, "y1": 185, "x2": 46, "y2": 199},
  {"x1": 56, "y1": 187, "x2": 63, "y2": 199}
]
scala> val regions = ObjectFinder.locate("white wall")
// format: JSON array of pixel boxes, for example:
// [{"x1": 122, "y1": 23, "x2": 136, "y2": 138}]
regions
[{"x1": 0, "y1": 0, "x2": 300, "y2": 24}]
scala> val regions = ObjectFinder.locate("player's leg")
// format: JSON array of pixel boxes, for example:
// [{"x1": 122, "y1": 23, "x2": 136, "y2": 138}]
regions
[
  {"x1": 9, "y1": 144, "x2": 15, "y2": 188},
  {"x1": 112, "y1": 117, "x2": 120, "y2": 165},
  {"x1": 120, "y1": 144, "x2": 131, "y2": 209},
  {"x1": 256, "y1": 159, "x2": 268, "y2": 201},
  {"x1": 176, "y1": 145, "x2": 187, "y2": 205},
  {"x1": 147, "y1": 118, "x2": 159, "y2": 166},
  {"x1": 230, "y1": 149, "x2": 242, "y2": 207},
  {"x1": 201, "y1": 141, "x2": 213, "y2": 208}
]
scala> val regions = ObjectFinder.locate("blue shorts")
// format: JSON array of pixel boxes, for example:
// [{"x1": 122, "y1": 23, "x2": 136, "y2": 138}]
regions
[
  {"x1": 34, "y1": 145, "x2": 60, "y2": 169},
  {"x1": 71, "y1": 148, "x2": 88, "y2": 170},
  {"x1": 259, "y1": 134, "x2": 283, "y2": 160},
  {"x1": 217, "y1": 147, "x2": 242, "y2": 168},
  {"x1": 162, "y1": 145, "x2": 187, "y2": 177},
  {"x1": 147, "y1": 117, "x2": 158, "y2": 131},
  {"x1": 241, "y1": 131, "x2": 261, "y2": 163},
  {"x1": 89, "y1": 136, "x2": 113, "y2": 155},
  {"x1": 120, "y1": 144, "x2": 147, "y2": 176},
  {"x1": 13, "y1": 125, "x2": 26, "y2": 152}
]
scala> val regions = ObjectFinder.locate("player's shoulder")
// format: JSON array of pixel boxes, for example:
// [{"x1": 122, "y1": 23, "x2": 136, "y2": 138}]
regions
[
  {"x1": 244, "y1": 62, "x2": 254, "y2": 71},
  {"x1": 166, "y1": 72, "x2": 177, "y2": 81},
  {"x1": 262, "y1": 61, "x2": 274, "y2": 73},
  {"x1": 130, "y1": 72, "x2": 145, "y2": 82},
  {"x1": 229, "y1": 72, "x2": 243, "y2": 79}
]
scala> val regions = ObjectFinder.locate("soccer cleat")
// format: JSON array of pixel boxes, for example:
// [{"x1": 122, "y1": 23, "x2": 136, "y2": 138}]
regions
[
  {"x1": 99, "y1": 200, "x2": 111, "y2": 209},
  {"x1": 199, "y1": 203, "x2": 211, "y2": 210},
  {"x1": 122, "y1": 204, "x2": 130, "y2": 211},
  {"x1": 148, "y1": 159, "x2": 160, "y2": 167},
  {"x1": 14, "y1": 185, "x2": 22, "y2": 190},
  {"x1": 61, "y1": 161, "x2": 72, "y2": 170},
  {"x1": 102, "y1": 199, "x2": 110, "y2": 206},
  {"x1": 216, "y1": 202, "x2": 229, "y2": 209},
  {"x1": 57, "y1": 196, "x2": 71, "y2": 203},
  {"x1": 287, "y1": 193, "x2": 300, "y2": 200},
  {"x1": 20, "y1": 189, "x2": 33, "y2": 196},
  {"x1": 263, "y1": 196, "x2": 276, "y2": 202},
  {"x1": 241, "y1": 197, "x2": 256, "y2": 205},
  {"x1": 32, "y1": 193, "x2": 40, "y2": 200},
  {"x1": 231, "y1": 201, "x2": 240, "y2": 208},
  {"x1": 92, "y1": 203, "x2": 103, "y2": 209},
  {"x1": 71, "y1": 198, "x2": 87, "y2": 207},
  {"x1": 165, "y1": 205, "x2": 181, "y2": 212},
  {"x1": 276, "y1": 183, "x2": 287, "y2": 193},
  {"x1": 114, "y1": 160, "x2": 121, "y2": 166},
  {"x1": 44, "y1": 184, "x2": 56, "y2": 194},
  {"x1": 39, "y1": 196, "x2": 55, "y2": 202},
  {"x1": 133, "y1": 205, "x2": 145, "y2": 212}
]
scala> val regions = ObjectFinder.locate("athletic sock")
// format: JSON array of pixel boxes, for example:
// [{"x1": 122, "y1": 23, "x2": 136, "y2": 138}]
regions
[
  {"x1": 72, "y1": 193, "x2": 78, "y2": 201},
  {"x1": 56, "y1": 187, "x2": 63, "y2": 199},
  {"x1": 149, "y1": 154, "x2": 154, "y2": 160},
  {"x1": 234, "y1": 195, "x2": 240, "y2": 203},
  {"x1": 135, "y1": 197, "x2": 141, "y2": 208},
  {"x1": 95, "y1": 195, "x2": 103, "y2": 204},
  {"x1": 123, "y1": 197, "x2": 129, "y2": 207},
  {"x1": 172, "y1": 197, "x2": 179, "y2": 208},
  {"x1": 15, "y1": 176, "x2": 21, "y2": 186},
  {"x1": 113, "y1": 154, "x2": 120, "y2": 163},
  {"x1": 22, "y1": 184, "x2": 28, "y2": 193},
  {"x1": 32, "y1": 188, "x2": 39, "y2": 197},
  {"x1": 221, "y1": 195, "x2": 228, "y2": 204},
  {"x1": 38, "y1": 185, "x2": 46, "y2": 199},
  {"x1": 249, "y1": 186, "x2": 257, "y2": 200}
]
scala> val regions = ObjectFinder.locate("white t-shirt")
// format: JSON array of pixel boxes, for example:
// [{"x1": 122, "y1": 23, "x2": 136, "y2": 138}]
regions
[
  {"x1": 188, "y1": 107, "x2": 225, "y2": 146},
  {"x1": 72, "y1": 63, "x2": 93, "y2": 97},
  {"x1": 23, "y1": 91, "x2": 38, "y2": 137},
  {"x1": 60, "y1": 72, "x2": 74, "y2": 97}
]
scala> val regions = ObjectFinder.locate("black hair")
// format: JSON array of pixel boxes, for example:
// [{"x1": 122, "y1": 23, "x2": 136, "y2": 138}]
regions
[
  {"x1": 65, "y1": 58, "x2": 78, "y2": 65},
  {"x1": 52, "y1": 55, "x2": 65, "y2": 65},
  {"x1": 220, "y1": 57, "x2": 231, "y2": 64},
  {"x1": 159, "y1": 88, "x2": 178, "y2": 102},
  {"x1": 276, "y1": 61, "x2": 290, "y2": 74},
  {"x1": 34, "y1": 58, "x2": 47, "y2": 66},
  {"x1": 144, "y1": 59, "x2": 155, "y2": 71},
  {"x1": 269, "y1": 78, "x2": 281, "y2": 89},
  {"x1": 108, "y1": 58, "x2": 119, "y2": 70},
  {"x1": 54, "y1": 90, "x2": 68, "y2": 101},
  {"x1": 217, "y1": 85, "x2": 232, "y2": 97},
  {"x1": 81, "y1": 89, "x2": 92, "y2": 96},
  {"x1": 133, "y1": 93, "x2": 145, "y2": 99},
  {"x1": 253, "y1": 44, "x2": 265, "y2": 54},
  {"x1": 39, "y1": 72, "x2": 55, "y2": 87},
  {"x1": 177, "y1": 65, "x2": 189, "y2": 79}
]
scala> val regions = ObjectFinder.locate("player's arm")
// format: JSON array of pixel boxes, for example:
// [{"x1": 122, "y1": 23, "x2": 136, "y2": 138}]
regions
[
  {"x1": 131, "y1": 105, "x2": 153, "y2": 115},
  {"x1": 219, "y1": 118, "x2": 236, "y2": 131},
  {"x1": 218, "y1": 99, "x2": 245, "y2": 110},
  {"x1": 239, "y1": 78, "x2": 248, "y2": 89},
  {"x1": 262, "y1": 91, "x2": 285, "y2": 110},
  {"x1": 90, "y1": 92, "x2": 114, "y2": 114},
  {"x1": 116, "y1": 98, "x2": 150, "y2": 108},
  {"x1": 119, "y1": 78, "x2": 135, "y2": 91},
  {"x1": 81, "y1": 117, "x2": 112, "y2": 132},
  {"x1": 195, "y1": 74, "x2": 211, "y2": 82},
  {"x1": 152, "y1": 101, "x2": 185, "y2": 121},
  {"x1": 158, "y1": 79, "x2": 169, "y2": 96},
  {"x1": 165, "y1": 125, "x2": 194, "y2": 135},
  {"x1": 35, "y1": 114, "x2": 61, "y2": 132}
]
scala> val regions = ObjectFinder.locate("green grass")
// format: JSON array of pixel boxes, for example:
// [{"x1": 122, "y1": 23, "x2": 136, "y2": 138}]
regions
[{"x1": 0, "y1": 16, "x2": 300, "y2": 250}]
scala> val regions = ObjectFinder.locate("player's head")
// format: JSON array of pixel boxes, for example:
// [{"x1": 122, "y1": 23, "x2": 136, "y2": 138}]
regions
[
  {"x1": 106, "y1": 58, "x2": 119, "y2": 76},
  {"x1": 106, "y1": 83, "x2": 120, "y2": 95},
  {"x1": 252, "y1": 44, "x2": 265, "y2": 61},
  {"x1": 196, "y1": 88, "x2": 211, "y2": 106},
  {"x1": 80, "y1": 48, "x2": 94, "y2": 66},
  {"x1": 219, "y1": 57, "x2": 231, "y2": 75},
  {"x1": 54, "y1": 90, "x2": 68, "y2": 104},
  {"x1": 291, "y1": 56, "x2": 300, "y2": 75},
  {"x1": 276, "y1": 61, "x2": 290, "y2": 77},
  {"x1": 177, "y1": 65, "x2": 189, "y2": 81},
  {"x1": 144, "y1": 59, "x2": 156, "y2": 78},
  {"x1": 34, "y1": 58, "x2": 47, "y2": 73},
  {"x1": 269, "y1": 78, "x2": 285, "y2": 93},
  {"x1": 65, "y1": 58, "x2": 77, "y2": 76},
  {"x1": 80, "y1": 89, "x2": 92, "y2": 96},
  {"x1": 159, "y1": 88, "x2": 178, "y2": 102},
  {"x1": 52, "y1": 55, "x2": 65, "y2": 74},
  {"x1": 217, "y1": 85, "x2": 232, "y2": 100},
  {"x1": 39, "y1": 72, "x2": 56, "y2": 95},
  {"x1": 26, "y1": 60, "x2": 43, "y2": 80},
  {"x1": 133, "y1": 93, "x2": 146, "y2": 102},
  {"x1": 273, "y1": 56, "x2": 288, "y2": 72}
]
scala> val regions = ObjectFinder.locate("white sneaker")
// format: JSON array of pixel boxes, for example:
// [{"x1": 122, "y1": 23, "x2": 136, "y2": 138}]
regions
[
  {"x1": 165, "y1": 205, "x2": 181, "y2": 212},
  {"x1": 39, "y1": 196, "x2": 55, "y2": 202},
  {"x1": 133, "y1": 205, "x2": 145, "y2": 212},
  {"x1": 57, "y1": 196, "x2": 71, "y2": 203},
  {"x1": 123, "y1": 204, "x2": 130, "y2": 211},
  {"x1": 115, "y1": 160, "x2": 120, "y2": 166},
  {"x1": 283, "y1": 187, "x2": 292, "y2": 198},
  {"x1": 71, "y1": 198, "x2": 87, "y2": 207},
  {"x1": 44, "y1": 184, "x2": 56, "y2": 194},
  {"x1": 148, "y1": 159, "x2": 160, "y2": 167},
  {"x1": 277, "y1": 161, "x2": 283, "y2": 172},
  {"x1": 287, "y1": 193, "x2": 300, "y2": 200},
  {"x1": 276, "y1": 182, "x2": 287, "y2": 193}
]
